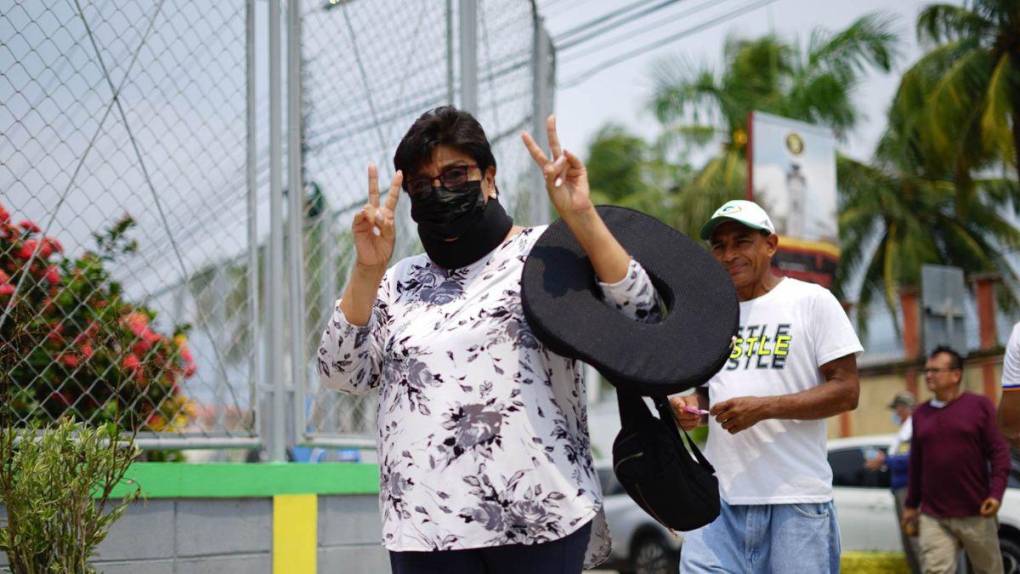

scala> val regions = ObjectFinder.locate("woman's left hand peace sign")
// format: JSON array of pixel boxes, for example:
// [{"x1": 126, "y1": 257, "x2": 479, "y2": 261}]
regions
[{"x1": 522, "y1": 115, "x2": 594, "y2": 218}]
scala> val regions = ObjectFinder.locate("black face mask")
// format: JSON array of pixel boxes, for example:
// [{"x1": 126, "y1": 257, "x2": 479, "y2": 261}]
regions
[{"x1": 409, "y1": 181, "x2": 514, "y2": 269}]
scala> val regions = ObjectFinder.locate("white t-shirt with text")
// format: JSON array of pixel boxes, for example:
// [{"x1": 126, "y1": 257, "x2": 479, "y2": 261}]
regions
[
  {"x1": 1002, "y1": 322, "x2": 1020, "y2": 390},
  {"x1": 703, "y1": 277, "x2": 863, "y2": 505}
]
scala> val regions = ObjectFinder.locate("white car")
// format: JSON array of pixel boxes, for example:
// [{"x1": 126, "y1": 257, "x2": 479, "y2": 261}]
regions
[
  {"x1": 598, "y1": 465, "x2": 682, "y2": 574},
  {"x1": 827, "y1": 434, "x2": 1020, "y2": 573}
]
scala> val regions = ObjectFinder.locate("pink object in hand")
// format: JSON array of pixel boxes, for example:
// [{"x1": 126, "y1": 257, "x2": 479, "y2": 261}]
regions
[{"x1": 682, "y1": 405, "x2": 709, "y2": 416}]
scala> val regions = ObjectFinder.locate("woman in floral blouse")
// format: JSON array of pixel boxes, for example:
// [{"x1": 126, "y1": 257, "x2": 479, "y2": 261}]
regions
[{"x1": 317, "y1": 106, "x2": 660, "y2": 574}]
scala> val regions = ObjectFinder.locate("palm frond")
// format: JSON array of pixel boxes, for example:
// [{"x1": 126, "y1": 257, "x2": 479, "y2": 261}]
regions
[
  {"x1": 979, "y1": 54, "x2": 1017, "y2": 167},
  {"x1": 917, "y1": 3, "x2": 994, "y2": 45},
  {"x1": 808, "y1": 12, "x2": 900, "y2": 76}
]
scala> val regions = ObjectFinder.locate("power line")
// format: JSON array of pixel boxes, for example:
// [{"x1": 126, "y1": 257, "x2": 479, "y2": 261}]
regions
[
  {"x1": 553, "y1": 0, "x2": 665, "y2": 42},
  {"x1": 557, "y1": 0, "x2": 687, "y2": 51},
  {"x1": 559, "y1": 0, "x2": 734, "y2": 65},
  {"x1": 560, "y1": 0, "x2": 780, "y2": 89},
  {"x1": 540, "y1": 0, "x2": 599, "y2": 19}
]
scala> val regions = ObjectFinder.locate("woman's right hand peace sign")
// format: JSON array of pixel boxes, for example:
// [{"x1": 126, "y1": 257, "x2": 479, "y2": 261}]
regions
[{"x1": 352, "y1": 164, "x2": 402, "y2": 272}]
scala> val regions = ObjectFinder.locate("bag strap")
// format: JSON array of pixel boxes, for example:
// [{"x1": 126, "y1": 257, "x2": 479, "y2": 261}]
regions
[
  {"x1": 616, "y1": 389, "x2": 652, "y2": 427},
  {"x1": 652, "y1": 396, "x2": 715, "y2": 472}
]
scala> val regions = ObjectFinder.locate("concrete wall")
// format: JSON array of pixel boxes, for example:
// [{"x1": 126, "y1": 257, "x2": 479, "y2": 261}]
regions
[{"x1": 1, "y1": 494, "x2": 388, "y2": 573}]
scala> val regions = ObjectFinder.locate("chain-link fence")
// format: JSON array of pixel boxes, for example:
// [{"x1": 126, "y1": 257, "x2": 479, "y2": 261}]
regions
[
  {"x1": 0, "y1": 0, "x2": 259, "y2": 449},
  {"x1": 298, "y1": 0, "x2": 556, "y2": 448},
  {"x1": 1, "y1": 0, "x2": 555, "y2": 456}
]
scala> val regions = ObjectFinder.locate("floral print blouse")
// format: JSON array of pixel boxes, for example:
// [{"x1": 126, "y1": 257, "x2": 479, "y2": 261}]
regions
[{"x1": 317, "y1": 226, "x2": 660, "y2": 567}]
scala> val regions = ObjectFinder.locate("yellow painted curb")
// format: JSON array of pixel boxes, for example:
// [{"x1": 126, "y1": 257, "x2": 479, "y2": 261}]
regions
[
  {"x1": 274, "y1": 494, "x2": 318, "y2": 574},
  {"x1": 841, "y1": 551, "x2": 909, "y2": 573}
]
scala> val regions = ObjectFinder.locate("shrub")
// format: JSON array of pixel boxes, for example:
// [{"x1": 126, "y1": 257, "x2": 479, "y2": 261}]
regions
[
  {"x1": 0, "y1": 417, "x2": 141, "y2": 573},
  {"x1": 0, "y1": 202, "x2": 196, "y2": 433}
]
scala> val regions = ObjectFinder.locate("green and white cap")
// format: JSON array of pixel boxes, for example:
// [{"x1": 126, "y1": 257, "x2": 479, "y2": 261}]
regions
[{"x1": 699, "y1": 200, "x2": 776, "y2": 240}]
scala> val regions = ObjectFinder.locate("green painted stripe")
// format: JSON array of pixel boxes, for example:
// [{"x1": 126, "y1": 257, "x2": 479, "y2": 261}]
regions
[{"x1": 105, "y1": 463, "x2": 379, "y2": 499}]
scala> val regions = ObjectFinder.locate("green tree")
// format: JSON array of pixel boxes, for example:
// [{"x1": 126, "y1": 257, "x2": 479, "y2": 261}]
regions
[
  {"x1": 585, "y1": 123, "x2": 690, "y2": 217},
  {"x1": 910, "y1": 0, "x2": 1020, "y2": 184},
  {"x1": 834, "y1": 2, "x2": 1020, "y2": 329},
  {"x1": 835, "y1": 151, "x2": 1020, "y2": 332},
  {"x1": 647, "y1": 13, "x2": 898, "y2": 234}
]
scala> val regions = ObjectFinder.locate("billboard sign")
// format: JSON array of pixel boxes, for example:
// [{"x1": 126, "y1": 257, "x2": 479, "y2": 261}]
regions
[{"x1": 749, "y1": 111, "x2": 839, "y2": 287}]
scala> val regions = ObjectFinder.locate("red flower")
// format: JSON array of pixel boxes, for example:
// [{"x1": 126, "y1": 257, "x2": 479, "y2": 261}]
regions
[
  {"x1": 80, "y1": 343, "x2": 94, "y2": 359},
  {"x1": 44, "y1": 265, "x2": 60, "y2": 284},
  {"x1": 43, "y1": 237, "x2": 63, "y2": 254},
  {"x1": 132, "y1": 340, "x2": 152, "y2": 356},
  {"x1": 0, "y1": 284, "x2": 14, "y2": 298},
  {"x1": 184, "y1": 362, "x2": 197, "y2": 378},
  {"x1": 0, "y1": 269, "x2": 9, "y2": 284},
  {"x1": 0, "y1": 205, "x2": 9, "y2": 225},
  {"x1": 123, "y1": 311, "x2": 149, "y2": 337},
  {"x1": 16, "y1": 240, "x2": 38, "y2": 260},
  {"x1": 49, "y1": 391, "x2": 72, "y2": 406},
  {"x1": 122, "y1": 354, "x2": 141, "y2": 371},
  {"x1": 18, "y1": 220, "x2": 40, "y2": 234},
  {"x1": 60, "y1": 354, "x2": 80, "y2": 368}
]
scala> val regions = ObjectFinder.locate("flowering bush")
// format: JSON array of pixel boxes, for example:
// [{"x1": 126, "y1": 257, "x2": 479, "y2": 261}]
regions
[{"x1": 0, "y1": 202, "x2": 196, "y2": 432}]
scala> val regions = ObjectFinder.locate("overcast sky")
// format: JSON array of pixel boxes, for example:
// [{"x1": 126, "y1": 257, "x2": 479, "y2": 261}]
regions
[{"x1": 540, "y1": 0, "x2": 950, "y2": 163}]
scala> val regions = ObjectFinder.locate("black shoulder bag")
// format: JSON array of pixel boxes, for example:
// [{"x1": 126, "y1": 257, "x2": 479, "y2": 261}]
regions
[{"x1": 612, "y1": 390, "x2": 720, "y2": 532}]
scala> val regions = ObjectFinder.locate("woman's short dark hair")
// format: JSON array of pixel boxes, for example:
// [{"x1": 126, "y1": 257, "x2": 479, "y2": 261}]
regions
[{"x1": 393, "y1": 106, "x2": 496, "y2": 188}]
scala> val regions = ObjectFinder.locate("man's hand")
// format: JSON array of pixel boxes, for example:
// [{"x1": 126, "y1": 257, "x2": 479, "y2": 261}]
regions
[
  {"x1": 710, "y1": 396, "x2": 772, "y2": 434},
  {"x1": 669, "y1": 395, "x2": 705, "y2": 431},
  {"x1": 864, "y1": 450, "x2": 886, "y2": 471},
  {"x1": 902, "y1": 507, "x2": 919, "y2": 536},
  {"x1": 980, "y1": 497, "x2": 1001, "y2": 517}
]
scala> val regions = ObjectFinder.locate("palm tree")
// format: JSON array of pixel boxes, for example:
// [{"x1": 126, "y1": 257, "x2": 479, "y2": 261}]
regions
[
  {"x1": 585, "y1": 123, "x2": 690, "y2": 217},
  {"x1": 647, "y1": 13, "x2": 898, "y2": 235},
  {"x1": 835, "y1": 151, "x2": 1020, "y2": 333},
  {"x1": 909, "y1": 1, "x2": 1020, "y2": 184},
  {"x1": 834, "y1": 6, "x2": 1020, "y2": 331}
]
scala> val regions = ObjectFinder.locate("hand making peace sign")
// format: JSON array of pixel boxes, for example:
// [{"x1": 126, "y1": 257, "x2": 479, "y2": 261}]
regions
[
  {"x1": 351, "y1": 164, "x2": 403, "y2": 271},
  {"x1": 521, "y1": 115, "x2": 595, "y2": 219}
]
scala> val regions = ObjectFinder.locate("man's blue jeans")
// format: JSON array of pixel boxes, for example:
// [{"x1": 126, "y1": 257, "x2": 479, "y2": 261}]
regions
[{"x1": 679, "y1": 500, "x2": 841, "y2": 573}]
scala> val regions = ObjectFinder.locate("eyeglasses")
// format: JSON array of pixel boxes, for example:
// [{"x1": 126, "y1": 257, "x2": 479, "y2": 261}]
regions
[
  {"x1": 406, "y1": 163, "x2": 478, "y2": 197},
  {"x1": 923, "y1": 367, "x2": 960, "y2": 375}
]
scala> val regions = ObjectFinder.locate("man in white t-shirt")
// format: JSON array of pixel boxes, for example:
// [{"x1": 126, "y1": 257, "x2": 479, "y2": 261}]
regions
[
  {"x1": 998, "y1": 321, "x2": 1020, "y2": 446},
  {"x1": 670, "y1": 200, "x2": 863, "y2": 573}
]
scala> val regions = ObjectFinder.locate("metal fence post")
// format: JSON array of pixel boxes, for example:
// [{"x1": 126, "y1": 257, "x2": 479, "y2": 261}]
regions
[
  {"x1": 269, "y1": 0, "x2": 287, "y2": 462},
  {"x1": 446, "y1": 0, "x2": 455, "y2": 106},
  {"x1": 287, "y1": 0, "x2": 307, "y2": 452},
  {"x1": 459, "y1": 0, "x2": 477, "y2": 114},
  {"x1": 530, "y1": 12, "x2": 553, "y2": 225},
  {"x1": 246, "y1": 0, "x2": 261, "y2": 446}
]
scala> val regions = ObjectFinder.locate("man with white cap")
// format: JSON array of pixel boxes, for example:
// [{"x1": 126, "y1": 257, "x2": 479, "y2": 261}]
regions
[{"x1": 670, "y1": 199, "x2": 863, "y2": 573}]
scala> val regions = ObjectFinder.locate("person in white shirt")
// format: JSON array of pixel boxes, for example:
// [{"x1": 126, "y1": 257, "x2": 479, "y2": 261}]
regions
[
  {"x1": 317, "y1": 107, "x2": 661, "y2": 574},
  {"x1": 998, "y1": 321, "x2": 1020, "y2": 446},
  {"x1": 670, "y1": 199, "x2": 863, "y2": 573},
  {"x1": 866, "y1": 392, "x2": 920, "y2": 573}
]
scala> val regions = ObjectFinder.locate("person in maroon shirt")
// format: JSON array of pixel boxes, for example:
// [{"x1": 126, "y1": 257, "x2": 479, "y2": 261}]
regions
[{"x1": 903, "y1": 346, "x2": 1009, "y2": 574}]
